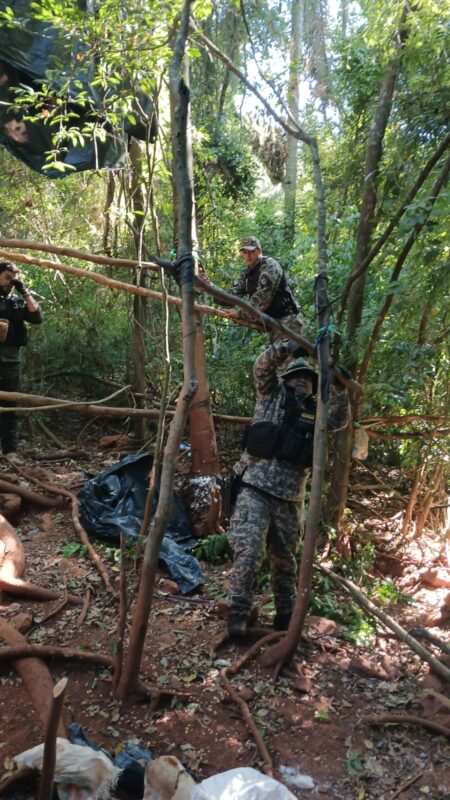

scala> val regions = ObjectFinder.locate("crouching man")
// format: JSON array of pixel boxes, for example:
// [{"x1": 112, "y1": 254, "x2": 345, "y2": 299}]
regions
[{"x1": 227, "y1": 340, "x2": 350, "y2": 636}]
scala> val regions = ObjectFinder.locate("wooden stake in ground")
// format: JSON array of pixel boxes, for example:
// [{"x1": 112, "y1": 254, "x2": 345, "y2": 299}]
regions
[{"x1": 37, "y1": 677, "x2": 68, "y2": 800}]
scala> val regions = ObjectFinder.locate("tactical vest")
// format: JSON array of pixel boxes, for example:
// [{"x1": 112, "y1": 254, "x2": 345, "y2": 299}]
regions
[
  {"x1": 243, "y1": 387, "x2": 316, "y2": 468},
  {"x1": 245, "y1": 258, "x2": 298, "y2": 318},
  {"x1": 0, "y1": 295, "x2": 28, "y2": 347}
]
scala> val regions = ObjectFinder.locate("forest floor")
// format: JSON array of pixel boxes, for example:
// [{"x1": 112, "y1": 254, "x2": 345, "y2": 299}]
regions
[{"x1": 0, "y1": 426, "x2": 449, "y2": 800}]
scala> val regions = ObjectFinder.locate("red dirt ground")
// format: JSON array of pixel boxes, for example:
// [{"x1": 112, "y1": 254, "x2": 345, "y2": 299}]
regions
[{"x1": 0, "y1": 449, "x2": 449, "y2": 799}]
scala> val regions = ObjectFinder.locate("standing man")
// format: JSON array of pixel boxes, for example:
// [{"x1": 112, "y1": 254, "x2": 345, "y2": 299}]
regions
[
  {"x1": 0, "y1": 261, "x2": 43, "y2": 460},
  {"x1": 226, "y1": 236, "x2": 304, "y2": 341},
  {"x1": 227, "y1": 340, "x2": 350, "y2": 636}
]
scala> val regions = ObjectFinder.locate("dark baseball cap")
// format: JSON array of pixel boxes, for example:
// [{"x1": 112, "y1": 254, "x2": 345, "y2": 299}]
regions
[{"x1": 239, "y1": 235, "x2": 261, "y2": 251}]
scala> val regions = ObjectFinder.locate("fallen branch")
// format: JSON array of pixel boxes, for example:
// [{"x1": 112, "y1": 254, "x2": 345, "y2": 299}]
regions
[
  {"x1": 388, "y1": 770, "x2": 424, "y2": 800},
  {"x1": 220, "y1": 631, "x2": 284, "y2": 777},
  {"x1": 363, "y1": 714, "x2": 450, "y2": 738},
  {"x1": 76, "y1": 588, "x2": 91, "y2": 626},
  {"x1": 317, "y1": 565, "x2": 450, "y2": 683}
]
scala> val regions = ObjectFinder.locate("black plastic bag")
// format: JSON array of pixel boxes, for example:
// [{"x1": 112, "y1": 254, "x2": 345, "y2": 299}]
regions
[
  {"x1": 0, "y1": 1, "x2": 157, "y2": 176},
  {"x1": 77, "y1": 453, "x2": 203, "y2": 594}
]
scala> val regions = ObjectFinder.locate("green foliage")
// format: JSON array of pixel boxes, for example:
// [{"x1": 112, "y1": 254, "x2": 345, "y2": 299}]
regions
[
  {"x1": 193, "y1": 533, "x2": 232, "y2": 564},
  {"x1": 57, "y1": 541, "x2": 87, "y2": 558}
]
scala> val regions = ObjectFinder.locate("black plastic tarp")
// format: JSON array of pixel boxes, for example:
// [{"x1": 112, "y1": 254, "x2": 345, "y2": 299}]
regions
[
  {"x1": 0, "y1": 1, "x2": 156, "y2": 176},
  {"x1": 77, "y1": 454, "x2": 203, "y2": 595}
]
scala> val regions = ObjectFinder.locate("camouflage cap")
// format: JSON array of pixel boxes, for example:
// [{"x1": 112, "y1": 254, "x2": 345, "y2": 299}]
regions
[
  {"x1": 239, "y1": 235, "x2": 261, "y2": 251},
  {"x1": 281, "y1": 358, "x2": 318, "y2": 393}
]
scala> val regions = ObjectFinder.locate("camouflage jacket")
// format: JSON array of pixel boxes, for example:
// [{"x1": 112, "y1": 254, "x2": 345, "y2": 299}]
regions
[
  {"x1": 240, "y1": 340, "x2": 350, "y2": 501},
  {"x1": 229, "y1": 256, "x2": 297, "y2": 320}
]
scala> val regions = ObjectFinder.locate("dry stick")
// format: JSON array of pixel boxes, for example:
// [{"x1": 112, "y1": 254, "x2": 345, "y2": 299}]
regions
[
  {"x1": 318, "y1": 566, "x2": 450, "y2": 682},
  {"x1": 113, "y1": 533, "x2": 128, "y2": 691},
  {"x1": 388, "y1": 770, "x2": 424, "y2": 800},
  {"x1": 17, "y1": 466, "x2": 114, "y2": 595},
  {"x1": 37, "y1": 677, "x2": 68, "y2": 800},
  {"x1": 35, "y1": 417, "x2": 66, "y2": 449},
  {"x1": 337, "y1": 130, "x2": 450, "y2": 324},
  {"x1": 0, "y1": 254, "x2": 362, "y2": 396},
  {"x1": 0, "y1": 247, "x2": 229, "y2": 320},
  {"x1": 219, "y1": 632, "x2": 284, "y2": 776},
  {"x1": 358, "y1": 149, "x2": 450, "y2": 386},
  {"x1": 39, "y1": 585, "x2": 69, "y2": 624},
  {"x1": 0, "y1": 237, "x2": 172, "y2": 272},
  {"x1": 76, "y1": 587, "x2": 91, "y2": 626},
  {"x1": 363, "y1": 714, "x2": 450, "y2": 739},
  {"x1": 0, "y1": 388, "x2": 250, "y2": 425}
]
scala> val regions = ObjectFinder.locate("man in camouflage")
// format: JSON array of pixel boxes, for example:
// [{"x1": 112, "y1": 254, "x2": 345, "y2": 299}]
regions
[
  {"x1": 227, "y1": 339, "x2": 350, "y2": 636},
  {"x1": 226, "y1": 236, "x2": 304, "y2": 342}
]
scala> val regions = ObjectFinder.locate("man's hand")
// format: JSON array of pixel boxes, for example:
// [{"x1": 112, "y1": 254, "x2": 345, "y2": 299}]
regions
[{"x1": 12, "y1": 278, "x2": 29, "y2": 296}]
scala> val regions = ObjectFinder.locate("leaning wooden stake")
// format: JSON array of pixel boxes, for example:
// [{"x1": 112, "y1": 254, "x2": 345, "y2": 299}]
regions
[
  {"x1": 37, "y1": 677, "x2": 68, "y2": 800},
  {"x1": 318, "y1": 565, "x2": 450, "y2": 682}
]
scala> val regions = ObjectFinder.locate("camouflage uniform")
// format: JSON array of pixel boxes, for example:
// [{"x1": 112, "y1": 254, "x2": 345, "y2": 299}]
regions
[
  {"x1": 229, "y1": 256, "x2": 304, "y2": 342},
  {"x1": 228, "y1": 339, "x2": 350, "y2": 623},
  {"x1": 0, "y1": 293, "x2": 43, "y2": 454}
]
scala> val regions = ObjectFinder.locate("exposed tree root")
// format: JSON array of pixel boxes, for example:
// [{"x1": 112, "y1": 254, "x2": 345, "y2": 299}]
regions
[
  {"x1": 0, "y1": 512, "x2": 82, "y2": 604},
  {"x1": 220, "y1": 631, "x2": 284, "y2": 777},
  {"x1": 16, "y1": 466, "x2": 115, "y2": 595},
  {"x1": 0, "y1": 619, "x2": 68, "y2": 738},
  {"x1": 0, "y1": 477, "x2": 60, "y2": 508},
  {"x1": 0, "y1": 643, "x2": 196, "y2": 705},
  {"x1": 363, "y1": 713, "x2": 450, "y2": 738}
]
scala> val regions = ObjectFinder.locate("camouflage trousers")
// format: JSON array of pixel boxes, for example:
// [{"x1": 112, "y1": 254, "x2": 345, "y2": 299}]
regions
[
  {"x1": 228, "y1": 483, "x2": 305, "y2": 618},
  {"x1": 268, "y1": 312, "x2": 304, "y2": 344}
]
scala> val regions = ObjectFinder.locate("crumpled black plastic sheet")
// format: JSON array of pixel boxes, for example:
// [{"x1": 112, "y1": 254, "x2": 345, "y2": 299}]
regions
[{"x1": 77, "y1": 453, "x2": 203, "y2": 594}]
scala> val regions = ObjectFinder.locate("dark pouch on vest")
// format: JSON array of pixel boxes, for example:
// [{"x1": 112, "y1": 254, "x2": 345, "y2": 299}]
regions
[
  {"x1": 276, "y1": 425, "x2": 314, "y2": 467},
  {"x1": 245, "y1": 421, "x2": 280, "y2": 458}
]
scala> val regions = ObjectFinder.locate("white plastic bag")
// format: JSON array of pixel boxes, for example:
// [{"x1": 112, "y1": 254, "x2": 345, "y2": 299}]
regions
[
  {"x1": 192, "y1": 767, "x2": 297, "y2": 800},
  {"x1": 14, "y1": 738, "x2": 120, "y2": 800}
]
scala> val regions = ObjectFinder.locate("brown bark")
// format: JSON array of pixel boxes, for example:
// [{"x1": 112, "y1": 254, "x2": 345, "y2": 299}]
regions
[
  {"x1": 358, "y1": 150, "x2": 450, "y2": 387},
  {"x1": 0, "y1": 389, "x2": 249, "y2": 423},
  {"x1": 327, "y1": 11, "x2": 409, "y2": 529},
  {"x1": 116, "y1": 0, "x2": 198, "y2": 700},
  {"x1": 338, "y1": 129, "x2": 450, "y2": 324},
  {"x1": 129, "y1": 138, "x2": 150, "y2": 443},
  {"x1": 37, "y1": 677, "x2": 69, "y2": 800},
  {"x1": 0, "y1": 512, "x2": 82, "y2": 604},
  {"x1": 319, "y1": 566, "x2": 450, "y2": 682},
  {"x1": 261, "y1": 139, "x2": 334, "y2": 670},
  {"x1": 0, "y1": 477, "x2": 60, "y2": 508},
  {"x1": 0, "y1": 618, "x2": 68, "y2": 739}
]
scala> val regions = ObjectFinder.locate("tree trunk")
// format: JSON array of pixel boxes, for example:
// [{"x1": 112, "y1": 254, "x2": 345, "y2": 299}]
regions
[
  {"x1": 283, "y1": 0, "x2": 302, "y2": 243},
  {"x1": 130, "y1": 138, "x2": 150, "y2": 444},
  {"x1": 115, "y1": 0, "x2": 197, "y2": 700},
  {"x1": 261, "y1": 138, "x2": 332, "y2": 670},
  {"x1": 327, "y1": 11, "x2": 409, "y2": 529}
]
